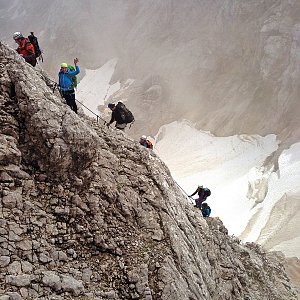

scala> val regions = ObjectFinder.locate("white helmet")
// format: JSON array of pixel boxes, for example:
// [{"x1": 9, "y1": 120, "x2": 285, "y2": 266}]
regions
[
  {"x1": 13, "y1": 32, "x2": 23, "y2": 40},
  {"x1": 141, "y1": 135, "x2": 147, "y2": 140}
]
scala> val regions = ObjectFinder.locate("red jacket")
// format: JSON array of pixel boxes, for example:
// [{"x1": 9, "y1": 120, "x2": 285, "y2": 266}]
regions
[{"x1": 16, "y1": 38, "x2": 36, "y2": 67}]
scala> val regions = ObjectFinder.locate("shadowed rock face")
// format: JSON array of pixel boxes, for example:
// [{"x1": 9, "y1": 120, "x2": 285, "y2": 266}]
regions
[{"x1": 0, "y1": 43, "x2": 298, "y2": 299}]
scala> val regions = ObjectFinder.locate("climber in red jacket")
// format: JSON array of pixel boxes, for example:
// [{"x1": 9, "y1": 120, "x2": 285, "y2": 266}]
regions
[{"x1": 13, "y1": 32, "x2": 36, "y2": 67}]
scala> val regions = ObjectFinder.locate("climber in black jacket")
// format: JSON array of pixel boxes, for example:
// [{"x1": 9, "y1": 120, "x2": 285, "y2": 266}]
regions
[
  {"x1": 107, "y1": 103, "x2": 126, "y2": 130},
  {"x1": 107, "y1": 102, "x2": 134, "y2": 130}
]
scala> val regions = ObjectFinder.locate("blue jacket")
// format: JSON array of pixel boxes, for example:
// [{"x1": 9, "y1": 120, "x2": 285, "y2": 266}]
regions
[
  {"x1": 58, "y1": 66, "x2": 80, "y2": 91},
  {"x1": 201, "y1": 207, "x2": 211, "y2": 217}
]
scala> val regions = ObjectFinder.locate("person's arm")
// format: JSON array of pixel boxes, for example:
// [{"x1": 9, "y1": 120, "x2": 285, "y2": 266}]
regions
[
  {"x1": 190, "y1": 189, "x2": 198, "y2": 197},
  {"x1": 69, "y1": 58, "x2": 80, "y2": 76},
  {"x1": 107, "y1": 112, "x2": 115, "y2": 126}
]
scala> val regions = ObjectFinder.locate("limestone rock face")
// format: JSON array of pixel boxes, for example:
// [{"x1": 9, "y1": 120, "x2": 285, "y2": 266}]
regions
[{"x1": 0, "y1": 42, "x2": 297, "y2": 299}]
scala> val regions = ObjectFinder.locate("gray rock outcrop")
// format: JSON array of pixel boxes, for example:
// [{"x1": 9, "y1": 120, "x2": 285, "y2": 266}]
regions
[{"x1": 0, "y1": 42, "x2": 297, "y2": 299}]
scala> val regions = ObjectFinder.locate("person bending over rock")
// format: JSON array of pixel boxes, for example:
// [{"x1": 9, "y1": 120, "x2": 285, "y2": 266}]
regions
[
  {"x1": 107, "y1": 102, "x2": 134, "y2": 130},
  {"x1": 189, "y1": 185, "x2": 211, "y2": 208},
  {"x1": 13, "y1": 32, "x2": 37, "y2": 67},
  {"x1": 139, "y1": 135, "x2": 153, "y2": 149}
]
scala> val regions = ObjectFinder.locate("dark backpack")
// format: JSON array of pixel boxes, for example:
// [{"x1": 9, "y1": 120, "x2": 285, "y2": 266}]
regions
[
  {"x1": 202, "y1": 206, "x2": 211, "y2": 217},
  {"x1": 28, "y1": 32, "x2": 42, "y2": 58},
  {"x1": 116, "y1": 102, "x2": 134, "y2": 123},
  {"x1": 203, "y1": 188, "x2": 211, "y2": 198}
]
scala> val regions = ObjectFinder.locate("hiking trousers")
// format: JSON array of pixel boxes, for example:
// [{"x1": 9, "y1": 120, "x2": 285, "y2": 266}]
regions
[
  {"x1": 61, "y1": 89, "x2": 77, "y2": 114},
  {"x1": 195, "y1": 198, "x2": 206, "y2": 208},
  {"x1": 115, "y1": 123, "x2": 127, "y2": 130}
]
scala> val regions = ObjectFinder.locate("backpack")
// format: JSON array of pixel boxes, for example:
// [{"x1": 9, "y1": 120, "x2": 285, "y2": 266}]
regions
[
  {"x1": 67, "y1": 66, "x2": 78, "y2": 88},
  {"x1": 28, "y1": 32, "x2": 42, "y2": 58},
  {"x1": 203, "y1": 188, "x2": 211, "y2": 198},
  {"x1": 116, "y1": 102, "x2": 134, "y2": 123},
  {"x1": 202, "y1": 206, "x2": 211, "y2": 217}
]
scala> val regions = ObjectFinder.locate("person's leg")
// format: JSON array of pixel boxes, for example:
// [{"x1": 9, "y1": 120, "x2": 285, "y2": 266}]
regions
[
  {"x1": 64, "y1": 93, "x2": 73, "y2": 110},
  {"x1": 63, "y1": 91, "x2": 77, "y2": 113},
  {"x1": 70, "y1": 92, "x2": 77, "y2": 114},
  {"x1": 115, "y1": 123, "x2": 126, "y2": 130},
  {"x1": 199, "y1": 199, "x2": 206, "y2": 209}
]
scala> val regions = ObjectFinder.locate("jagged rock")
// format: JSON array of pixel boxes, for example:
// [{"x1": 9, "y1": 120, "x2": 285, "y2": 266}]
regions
[
  {"x1": 2, "y1": 191, "x2": 22, "y2": 209},
  {"x1": 60, "y1": 275, "x2": 84, "y2": 296},
  {"x1": 7, "y1": 261, "x2": 22, "y2": 275},
  {"x1": 39, "y1": 252, "x2": 53, "y2": 264},
  {"x1": 21, "y1": 261, "x2": 33, "y2": 273},
  {"x1": 16, "y1": 239, "x2": 32, "y2": 251},
  {"x1": 6, "y1": 292, "x2": 22, "y2": 300},
  {"x1": 42, "y1": 271, "x2": 61, "y2": 291},
  {"x1": 0, "y1": 172, "x2": 13, "y2": 183},
  {"x1": 0, "y1": 256, "x2": 10, "y2": 268},
  {"x1": 19, "y1": 287, "x2": 29, "y2": 299},
  {"x1": 82, "y1": 268, "x2": 92, "y2": 283},
  {"x1": 95, "y1": 290, "x2": 117, "y2": 299},
  {"x1": 6, "y1": 274, "x2": 32, "y2": 287},
  {"x1": 0, "y1": 42, "x2": 297, "y2": 299}
]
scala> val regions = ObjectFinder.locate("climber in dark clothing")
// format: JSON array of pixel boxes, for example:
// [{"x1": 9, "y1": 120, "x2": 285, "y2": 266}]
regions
[
  {"x1": 201, "y1": 203, "x2": 211, "y2": 217},
  {"x1": 189, "y1": 185, "x2": 211, "y2": 208},
  {"x1": 107, "y1": 103, "x2": 127, "y2": 130}
]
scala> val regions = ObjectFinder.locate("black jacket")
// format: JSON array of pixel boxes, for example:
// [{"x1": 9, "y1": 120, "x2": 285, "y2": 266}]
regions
[{"x1": 109, "y1": 104, "x2": 126, "y2": 125}]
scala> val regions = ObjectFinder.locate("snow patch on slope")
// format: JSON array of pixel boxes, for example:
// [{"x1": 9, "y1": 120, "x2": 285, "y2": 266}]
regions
[
  {"x1": 243, "y1": 142, "x2": 300, "y2": 257},
  {"x1": 154, "y1": 121, "x2": 278, "y2": 236},
  {"x1": 77, "y1": 58, "x2": 120, "y2": 117}
]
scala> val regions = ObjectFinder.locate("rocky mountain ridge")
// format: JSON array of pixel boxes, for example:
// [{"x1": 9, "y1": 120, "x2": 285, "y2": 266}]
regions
[{"x1": 0, "y1": 42, "x2": 297, "y2": 299}]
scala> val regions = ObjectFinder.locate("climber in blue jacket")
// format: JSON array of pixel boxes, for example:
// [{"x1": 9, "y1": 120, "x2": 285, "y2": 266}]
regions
[
  {"x1": 58, "y1": 58, "x2": 80, "y2": 113},
  {"x1": 201, "y1": 203, "x2": 211, "y2": 217}
]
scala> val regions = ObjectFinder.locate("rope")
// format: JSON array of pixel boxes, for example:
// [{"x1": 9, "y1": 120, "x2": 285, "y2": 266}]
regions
[
  {"x1": 154, "y1": 146, "x2": 194, "y2": 204},
  {"x1": 43, "y1": 76, "x2": 104, "y2": 124},
  {"x1": 174, "y1": 179, "x2": 194, "y2": 204},
  {"x1": 75, "y1": 98, "x2": 106, "y2": 124}
]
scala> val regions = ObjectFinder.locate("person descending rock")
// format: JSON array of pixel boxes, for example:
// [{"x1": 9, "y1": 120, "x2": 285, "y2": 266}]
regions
[
  {"x1": 107, "y1": 102, "x2": 134, "y2": 130},
  {"x1": 201, "y1": 203, "x2": 211, "y2": 217},
  {"x1": 13, "y1": 32, "x2": 37, "y2": 67},
  {"x1": 189, "y1": 185, "x2": 211, "y2": 208},
  {"x1": 58, "y1": 59, "x2": 80, "y2": 114},
  {"x1": 139, "y1": 135, "x2": 153, "y2": 149}
]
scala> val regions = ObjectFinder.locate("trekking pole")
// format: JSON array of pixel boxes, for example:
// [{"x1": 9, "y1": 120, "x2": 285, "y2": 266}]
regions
[{"x1": 52, "y1": 83, "x2": 57, "y2": 94}]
